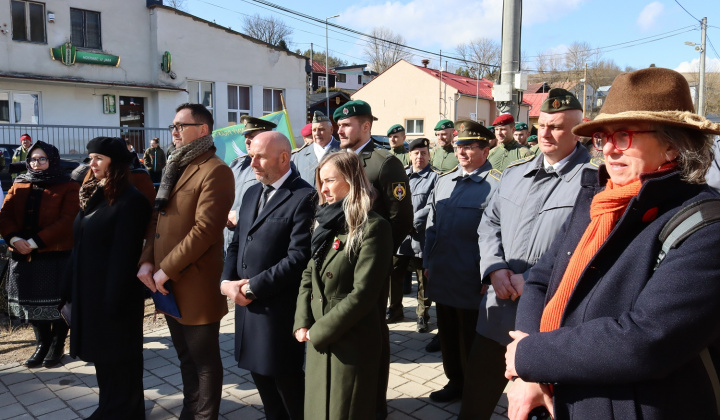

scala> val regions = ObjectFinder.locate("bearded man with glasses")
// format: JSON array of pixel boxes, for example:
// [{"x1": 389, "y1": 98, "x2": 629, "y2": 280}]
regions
[{"x1": 138, "y1": 103, "x2": 234, "y2": 420}]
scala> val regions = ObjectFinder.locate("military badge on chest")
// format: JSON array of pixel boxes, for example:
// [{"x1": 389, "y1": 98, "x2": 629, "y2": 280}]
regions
[{"x1": 392, "y1": 182, "x2": 407, "y2": 201}]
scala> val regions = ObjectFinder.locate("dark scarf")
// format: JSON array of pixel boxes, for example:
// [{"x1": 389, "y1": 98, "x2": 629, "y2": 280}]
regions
[
  {"x1": 78, "y1": 178, "x2": 105, "y2": 211},
  {"x1": 155, "y1": 134, "x2": 214, "y2": 211},
  {"x1": 311, "y1": 199, "x2": 346, "y2": 264},
  {"x1": 14, "y1": 141, "x2": 70, "y2": 186}
]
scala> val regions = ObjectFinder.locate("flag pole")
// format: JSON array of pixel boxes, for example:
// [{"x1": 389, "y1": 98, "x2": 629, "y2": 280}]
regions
[{"x1": 280, "y1": 93, "x2": 296, "y2": 149}]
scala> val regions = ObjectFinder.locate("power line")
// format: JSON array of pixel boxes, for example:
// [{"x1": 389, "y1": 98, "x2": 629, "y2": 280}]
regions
[{"x1": 673, "y1": 0, "x2": 700, "y2": 22}]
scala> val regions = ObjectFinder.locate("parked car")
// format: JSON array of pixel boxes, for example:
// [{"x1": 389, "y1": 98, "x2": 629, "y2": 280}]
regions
[
  {"x1": 0, "y1": 145, "x2": 82, "y2": 192},
  {"x1": 372, "y1": 135, "x2": 409, "y2": 151}
]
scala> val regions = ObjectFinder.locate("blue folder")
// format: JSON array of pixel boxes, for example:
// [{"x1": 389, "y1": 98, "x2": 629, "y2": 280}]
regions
[{"x1": 151, "y1": 282, "x2": 181, "y2": 319}]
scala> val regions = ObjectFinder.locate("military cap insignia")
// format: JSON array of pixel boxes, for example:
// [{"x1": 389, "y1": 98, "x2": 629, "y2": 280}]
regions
[
  {"x1": 552, "y1": 99, "x2": 561, "y2": 109},
  {"x1": 343, "y1": 107, "x2": 349, "y2": 115},
  {"x1": 392, "y1": 182, "x2": 407, "y2": 201},
  {"x1": 590, "y1": 157, "x2": 605, "y2": 167}
]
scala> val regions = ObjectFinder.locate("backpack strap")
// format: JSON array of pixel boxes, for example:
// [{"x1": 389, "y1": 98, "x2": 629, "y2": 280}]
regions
[
  {"x1": 656, "y1": 198, "x2": 720, "y2": 416},
  {"x1": 655, "y1": 199, "x2": 720, "y2": 270}
]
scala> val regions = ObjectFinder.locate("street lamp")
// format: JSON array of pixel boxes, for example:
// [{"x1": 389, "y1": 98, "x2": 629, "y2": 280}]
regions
[
  {"x1": 325, "y1": 14, "x2": 340, "y2": 117},
  {"x1": 684, "y1": 17, "x2": 707, "y2": 117}
]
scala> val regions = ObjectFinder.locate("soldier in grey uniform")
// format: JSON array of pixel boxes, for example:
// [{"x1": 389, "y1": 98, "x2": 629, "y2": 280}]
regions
[
  {"x1": 431, "y1": 119, "x2": 459, "y2": 173},
  {"x1": 459, "y1": 89, "x2": 600, "y2": 419},
  {"x1": 291, "y1": 111, "x2": 340, "y2": 186},
  {"x1": 333, "y1": 99, "x2": 413, "y2": 419},
  {"x1": 387, "y1": 124, "x2": 410, "y2": 166},
  {"x1": 424, "y1": 120, "x2": 501, "y2": 403},
  {"x1": 224, "y1": 116, "x2": 276, "y2": 250},
  {"x1": 392, "y1": 138, "x2": 438, "y2": 332}
]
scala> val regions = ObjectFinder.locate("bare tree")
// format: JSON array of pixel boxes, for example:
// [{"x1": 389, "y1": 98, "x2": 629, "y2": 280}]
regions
[
  {"x1": 242, "y1": 14, "x2": 293, "y2": 46},
  {"x1": 532, "y1": 48, "x2": 568, "y2": 87},
  {"x1": 363, "y1": 27, "x2": 412, "y2": 73},
  {"x1": 455, "y1": 38, "x2": 501, "y2": 79},
  {"x1": 165, "y1": 0, "x2": 188, "y2": 12}
]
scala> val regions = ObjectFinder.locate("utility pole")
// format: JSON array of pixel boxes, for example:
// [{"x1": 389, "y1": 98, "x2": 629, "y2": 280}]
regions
[
  {"x1": 699, "y1": 17, "x2": 707, "y2": 117},
  {"x1": 494, "y1": 0, "x2": 522, "y2": 119},
  {"x1": 583, "y1": 63, "x2": 588, "y2": 118}
]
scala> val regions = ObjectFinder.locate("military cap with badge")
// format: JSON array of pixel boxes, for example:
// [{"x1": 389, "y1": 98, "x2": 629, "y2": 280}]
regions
[
  {"x1": 407, "y1": 137, "x2": 430, "y2": 151},
  {"x1": 492, "y1": 113, "x2": 515, "y2": 127},
  {"x1": 332, "y1": 100, "x2": 378, "y2": 122},
  {"x1": 515, "y1": 122, "x2": 529, "y2": 131},
  {"x1": 527, "y1": 135, "x2": 538, "y2": 145},
  {"x1": 387, "y1": 124, "x2": 405, "y2": 136},
  {"x1": 240, "y1": 115, "x2": 277, "y2": 136},
  {"x1": 541, "y1": 88, "x2": 583, "y2": 113},
  {"x1": 434, "y1": 119, "x2": 454, "y2": 131},
  {"x1": 454, "y1": 120, "x2": 493, "y2": 146},
  {"x1": 312, "y1": 110, "x2": 330, "y2": 123}
]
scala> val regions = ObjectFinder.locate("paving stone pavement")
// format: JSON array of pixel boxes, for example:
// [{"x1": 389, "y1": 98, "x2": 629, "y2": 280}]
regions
[{"x1": 0, "y1": 293, "x2": 510, "y2": 419}]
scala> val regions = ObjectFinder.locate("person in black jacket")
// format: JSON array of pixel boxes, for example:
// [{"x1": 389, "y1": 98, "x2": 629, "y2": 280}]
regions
[{"x1": 65, "y1": 137, "x2": 151, "y2": 420}]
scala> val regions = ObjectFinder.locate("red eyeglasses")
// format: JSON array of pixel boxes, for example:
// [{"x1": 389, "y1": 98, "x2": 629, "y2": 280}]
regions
[{"x1": 592, "y1": 130, "x2": 656, "y2": 151}]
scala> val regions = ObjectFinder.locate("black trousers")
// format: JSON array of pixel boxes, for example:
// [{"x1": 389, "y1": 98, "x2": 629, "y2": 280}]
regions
[
  {"x1": 166, "y1": 316, "x2": 223, "y2": 420},
  {"x1": 459, "y1": 333, "x2": 509, "y2": 420},
  {"x1": 435, "y1": 303, "x2": 479, "y2": 389},
  {"x1": 251, "y1": 370, "x2": 305, "y2": 420},
  {"x1": 88, "y1": 355, "x2": 145, "y2": 420}
]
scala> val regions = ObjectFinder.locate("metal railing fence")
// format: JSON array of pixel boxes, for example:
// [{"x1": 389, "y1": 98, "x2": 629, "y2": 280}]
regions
[{"x1": 0, "y1": 124, "x2": 174, "y2": 155}]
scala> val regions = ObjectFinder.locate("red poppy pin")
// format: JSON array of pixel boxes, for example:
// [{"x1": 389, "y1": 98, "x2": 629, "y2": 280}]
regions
[{"x1": 333, "y1": 238, "x2": 341, "y2": 250}]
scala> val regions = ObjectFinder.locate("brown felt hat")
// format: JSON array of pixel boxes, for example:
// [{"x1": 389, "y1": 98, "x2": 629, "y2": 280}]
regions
[{"x1": 573, "y1": 67, "x2": 720, "y2": 137}]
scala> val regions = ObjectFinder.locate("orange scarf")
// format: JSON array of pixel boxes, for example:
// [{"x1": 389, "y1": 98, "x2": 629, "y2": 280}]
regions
[{"x1": 539, "y1": 178, "x2": 642, "y2": 332}]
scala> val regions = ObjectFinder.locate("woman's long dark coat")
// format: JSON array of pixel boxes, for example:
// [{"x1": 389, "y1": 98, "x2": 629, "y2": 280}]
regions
[{"x1": 66, "y1": 185, "x2": 151, "y2": 363}]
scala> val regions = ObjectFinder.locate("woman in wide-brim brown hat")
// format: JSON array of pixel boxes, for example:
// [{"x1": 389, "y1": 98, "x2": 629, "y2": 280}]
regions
[{"x1": 503, "y1": 67, "x2": 720, "y2": 420}]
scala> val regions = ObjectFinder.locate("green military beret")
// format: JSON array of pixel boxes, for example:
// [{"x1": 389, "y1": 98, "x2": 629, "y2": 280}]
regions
[
  {"x1": 454, "y1": 120, "x2": 492, "y2": 146},
  {"x1": 333, "y1": 100, "x2": 377, "y2": 122},
  {"x1": 407, "y1": 137, "x2": 430, "y2": 151},
  {"x1": 312, "y1": 110, "x2": 330, "y2": 123},
  {"x1": 515, "y1": 122, "x2": 529, "y2": 131},
  {"x1": 541, "y1": 88, "x2": 583, "y2": 113},
  {"x1": 527, "y1": 135, "x2": 538, "y2": 144},
  {"x1": 434, "y1": 119, "x2": 454, "y2": 131},
  {"x1": 387, "y1": 124, "x2": 405, "y2": 136},
  {"x1": 488, "y1": 125, "x2": 494, "y2": 133},
  {"x1": 240, "y1": 116, "x2": 277, "y2": 136}
]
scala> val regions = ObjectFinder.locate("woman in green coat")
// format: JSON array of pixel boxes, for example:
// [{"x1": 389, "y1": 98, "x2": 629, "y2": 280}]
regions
[{"x1": 294, "y1": 151, "x2": 393, "y2": 419}]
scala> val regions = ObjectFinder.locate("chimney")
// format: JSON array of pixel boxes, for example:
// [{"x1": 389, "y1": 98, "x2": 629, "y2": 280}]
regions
[{"x1": 421, "y1": 59, "x2": 430, "y2": 68}]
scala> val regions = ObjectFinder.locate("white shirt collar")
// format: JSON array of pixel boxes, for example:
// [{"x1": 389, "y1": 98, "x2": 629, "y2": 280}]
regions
[
  {"x1": 543, "y1": 146, "x2": 578, "y2": 173},
  {"x1": 313, "y1": 139, "x2": 333, "y2": 161},
  {"x1": 268, "y1": 168, "x2": 292, "y2": 191}
]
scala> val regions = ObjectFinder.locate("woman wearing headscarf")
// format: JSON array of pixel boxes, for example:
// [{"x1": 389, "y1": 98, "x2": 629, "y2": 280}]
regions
[
  {"x1": 66, "y1": 137, "x2": 151, "y2": 419},
  {"x1": 0, "y1": 141, "x2": 79, "y2": 368},
  {"x1": 504, "y1": 67, "x2": 720, "y2": 420},
  {"x1": 293, "y1": 152, "x2": 393, "y2": 419}
]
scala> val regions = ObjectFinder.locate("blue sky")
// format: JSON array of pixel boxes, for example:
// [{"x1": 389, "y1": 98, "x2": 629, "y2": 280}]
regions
[{"x1": 182, "y1": 0, "x2": 720, "y2": 74}]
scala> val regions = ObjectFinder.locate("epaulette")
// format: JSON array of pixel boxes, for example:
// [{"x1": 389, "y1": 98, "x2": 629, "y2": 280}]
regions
[
  {"x1": 505, "y1": 155, "x2": 535, "y2": 168},
  {"x1": 291, "y1": 143, "x2": 310, "y2": 154},
  {"x1": 430, "y1": 165, "x2": 443, "y2": 175},
  {"x1": 589, "y1": 156, "x2": 604, "y2": 167},
  {"x1": 404, "y1": 163, "x2": 412, "y2": 171},
  {"x1": 439, "y1": 166, "x2": 458, "y2": 177},
  {"x1": 489, "y1": 168, "x2": 502, "y2": 181}
]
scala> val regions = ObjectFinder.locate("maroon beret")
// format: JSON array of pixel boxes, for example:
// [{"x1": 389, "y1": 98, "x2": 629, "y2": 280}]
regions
[
  {"x1": 492, "y1": 114, "x2": 515, "y2": 127},
  {"x1": 301, "y1": 123, "x2": 312, "y2": 138}
]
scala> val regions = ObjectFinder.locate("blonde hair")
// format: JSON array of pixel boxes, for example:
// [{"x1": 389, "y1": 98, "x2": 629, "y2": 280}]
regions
[{"x1": 315, "y1": 152, "x2": 375, "y2": 257}]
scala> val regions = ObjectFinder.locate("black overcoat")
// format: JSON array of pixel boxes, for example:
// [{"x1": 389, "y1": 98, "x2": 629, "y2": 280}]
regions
[
  {"x1": 515, "y1": 167, "x2": 720, "y2": 420},
  {"x1": 223, "y1": 171, "x2": 316, "y2": 376},
  {"x1": 66, "y1": 185, "x2": 151, "y2": 363}
]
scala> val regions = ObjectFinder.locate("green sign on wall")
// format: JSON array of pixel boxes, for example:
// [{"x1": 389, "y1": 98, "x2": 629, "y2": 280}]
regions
[{"x1": 50, "y1": 42, "x2": 121, "y2": 67}]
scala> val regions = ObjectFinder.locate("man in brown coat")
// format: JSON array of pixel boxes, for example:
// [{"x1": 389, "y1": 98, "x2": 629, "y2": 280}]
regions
[{"x1": 137, "y1": 103, "x2": 234, "y2": 420}]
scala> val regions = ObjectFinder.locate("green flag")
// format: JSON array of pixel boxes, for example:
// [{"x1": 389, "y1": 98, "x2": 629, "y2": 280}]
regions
[{"x1": 213, "y1": 110, "x2": 296, "y2": 165}]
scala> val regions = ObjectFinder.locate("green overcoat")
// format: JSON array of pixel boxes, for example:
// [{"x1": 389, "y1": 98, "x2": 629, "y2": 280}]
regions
[{"x1": 294, "y1": 213, "x2": 393, "y2": 420}]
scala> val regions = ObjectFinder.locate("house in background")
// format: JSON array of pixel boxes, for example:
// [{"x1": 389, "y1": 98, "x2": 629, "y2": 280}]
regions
[
  {"x1": 1, "y1": 0, "x2": 308, "y2": 150},
  {"x1": 522, "y1": 92, "x2": 549, "y2": 128},
  {"x1": 307, "y1": 91, "x2": 351, "y2": 124},
  {"x1": 309, "y1": 60, "x2": 336, "y2": 92},
  {"x1": 352, "y1": 59, "x2": 529, "y2": 144},
  {"x1": 333, "y1": 64, "x2": 378, "y2": 91}
]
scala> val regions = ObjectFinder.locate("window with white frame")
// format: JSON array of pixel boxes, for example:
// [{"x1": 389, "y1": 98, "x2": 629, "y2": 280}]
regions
[
  {"x1": 70, "y1": 8, "x2": 101, "y2": 49},
  {"x1": 318, "y1": 76, "x2": 327, "y2": 88},
  {"x1": 11, "y1": 0, "x2": 46, "y2": 43},
  {"x1": 0, "y1": 91, "x2": 41, "y2": 124},
  {"x1": 405, "y1": 119, "x2": 424, "y2": 135},
  {"x1": 263, "y1": 88, "x2": 283, "y2": 115},
  {"x1": 227, "y1": 85, "x2": 251, "y2": 126},
  {"x1": 188, "y1": 80, "x2": 214, "y2": 114}
]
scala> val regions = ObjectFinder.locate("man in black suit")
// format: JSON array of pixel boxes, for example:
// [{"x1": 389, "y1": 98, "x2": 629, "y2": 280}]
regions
[{"x1": 221, "y1": 131, "x2": 316, "y2": 420}]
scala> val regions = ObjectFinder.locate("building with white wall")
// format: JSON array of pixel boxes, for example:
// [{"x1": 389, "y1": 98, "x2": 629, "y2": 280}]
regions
[
  {"x1": 333, "y1": 64, "x2": 377, "y2": 91},
  {"x1": 1, "y1": 0, "x2": 308, "y2": 151}
]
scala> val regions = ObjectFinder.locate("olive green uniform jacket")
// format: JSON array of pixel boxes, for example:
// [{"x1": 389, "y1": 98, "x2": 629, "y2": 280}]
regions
[
  {"x1": 487, "y1": 139, "x2": 533, "y2": 171},
  {"x1": 430, "y1": 145, "x2": 459, "y2": 173},
  {"x1": 390, "y1": 146, "x2": 410, "y2": 166},
  {"x1": 294, "y1": 213, "x2": 393, "y2": 419}
]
